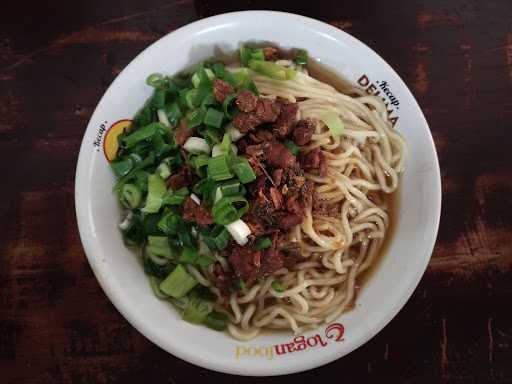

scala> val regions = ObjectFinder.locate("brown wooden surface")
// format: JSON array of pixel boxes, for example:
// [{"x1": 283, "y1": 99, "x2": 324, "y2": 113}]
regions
[{"x1": 1, "y1": 0, "x2": 511, "y2": 382}]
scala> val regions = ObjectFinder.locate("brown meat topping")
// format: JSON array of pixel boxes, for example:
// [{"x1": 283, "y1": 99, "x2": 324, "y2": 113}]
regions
[
  {"x1": 212, "y1": 79, "x2": 234, "y2": 102},
  {"x1": 263, "y1": 141, "x2": 297, "y2": 169},
  {"x1": 292, "y1": 119, "x2": 315, "y2": 145},
  {"x1": 212, "y1": 264, "x2": 235, "y2": 296},
  {"x1": 277, "y1": 213, "x2": 303, "y2": 229},
  {"x1": 227, "y1": 244, "x2": 260, "y2": 284},
  {"x1": 263, "y1": 47, "x2": 279, "y2": 61},
  {"x1": 182, "y1": 197, "x2": 214, "y2": 226},
  {"x1": 286, "y1": 195, "x2": 303, "y2": 216},
  {"x1": 175, "y1": 118, "x2": 195, "y2": 146},
  {"x1": 235, "y1": 90, "x2": 258, "y2": 112},
  {"x1": 167, "y1": 166, "x2": 197, "y2": 190},
  {"x1": 301, "y1": 148, "x2": 327, "y2": 176},
  {"x1": 249, "y1": 129, "x2": 275, "y2": 143},
  {"x1": 272, "y1": 168, "x2": 284, "y2": 186},
  {"x1": 254, "y1": 98, "x2": 281, "y2": 123},
  {"x1": 269, "y1": 187, "x2": 284, "y2": 210},
  {"x1": 273, "y1": 101, "x2": 298, "y2": 138},
  {"x1": 233, "y1": 112, "x2": 261, "y2": 133}
]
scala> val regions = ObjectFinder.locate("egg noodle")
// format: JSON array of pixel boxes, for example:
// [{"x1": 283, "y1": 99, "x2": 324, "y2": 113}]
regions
[{"x1": 192, "y1": 68, "x2": 407, "y2": 340}]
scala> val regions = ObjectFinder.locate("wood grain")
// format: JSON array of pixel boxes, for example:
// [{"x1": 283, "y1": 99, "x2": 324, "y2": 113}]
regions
[{"x1": 1, "y1": 0, "x2": 511, "y2": 382}]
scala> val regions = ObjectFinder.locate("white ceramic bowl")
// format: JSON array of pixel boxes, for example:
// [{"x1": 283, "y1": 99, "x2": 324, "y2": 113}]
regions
[{"x1": 75, "y1": 11, "x2": 441, "y2": 376}]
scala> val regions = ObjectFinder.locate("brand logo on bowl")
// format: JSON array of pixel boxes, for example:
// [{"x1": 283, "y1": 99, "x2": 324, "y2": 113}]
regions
[
  {"x1": 234, "y1": 323, "x2": 345, "y2": 360},
  {"x1": 357, "y1": 74, "x2": 400, "y2": 127}
]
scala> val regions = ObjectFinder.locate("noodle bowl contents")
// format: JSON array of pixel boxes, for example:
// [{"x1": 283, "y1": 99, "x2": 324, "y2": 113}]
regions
[{"x1": 110, "y1": 45, "x2": 407, "y2": 340}]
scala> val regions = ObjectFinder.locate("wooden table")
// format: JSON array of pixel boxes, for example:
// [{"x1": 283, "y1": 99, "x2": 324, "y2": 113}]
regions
[{"x1": 1, "y1": 0, "x2": 511, "y2": 382}]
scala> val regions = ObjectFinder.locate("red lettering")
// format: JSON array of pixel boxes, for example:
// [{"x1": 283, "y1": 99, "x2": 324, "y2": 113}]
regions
[
  {"x1": 285, "y1": 342, "x2": 295, "y2": 353},
  {"x1": 274, "y1": 344, "x2": 287, "y2": 355},
  {"x1": 293, "y1": 336, "x2": 307, "y2": 351},
  {"x1": 357, "y1": 74, "x2": 370, "y2": 87},
  {"x1": 325, "y1": 323, "x2": 345, "y2": 342},
  {"x1": 367, "y1": 83, "x2": 378, "y2": 95}
]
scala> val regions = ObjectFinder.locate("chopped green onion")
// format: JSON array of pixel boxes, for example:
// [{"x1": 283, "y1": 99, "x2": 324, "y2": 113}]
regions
[
  {"x1": 203, "y1": 107, "x2": 224, "y2": 128},
  {"x1": 219, "y1": 133, "x2": 231, "y2": 153},
  {"x1": 141, "y1": 174, "x2": 167, "y2": 213},
  {"x1": 178, "y1": 246, "x2": 199, "y2": 264},
  {"x1": 151, "y1": 89, "x2": 166, "y2": 108},
  {"x1": 271, "y1": 280, "x2": 285, "y2": 293},
  {"x1": 118, "y1": 212, "x2": 133, "y2": 231},
  {"x1": 284, "y1": 139, "x2": 300, "y2": 156},
  {"x1": 249, "y1": 60, "x2": 296, "y2": 81},
  {"x1": 225, "y1": 218, "x2": 251, "y2": 245},
  {"x1": 209, "y1": 225, "x2": 230, "y2": 250},
  {"x1": 147, "y1": 236, "x2": 174, "y2": 258},
  {"x1": 156, "y1": 162, "x2": 171, "y2": 180},
  {"x1": 220, "y1": 180, "x2": 241, "y2": 196},
  {"x1": 162, "y1": 187, "x2": 189, "y2": 205},
  {"x1": 183, "y1": 137, "x2": 210, "y2": 154},
  {"x1": 226, "y1": 123, "x2": 245, "y2": 142},
  {"x1": 232, "y1": 68, "x2": 259, "y2": 95},
  {"x1": 321, "y1": 111, "x2": 344, "y2": 137},
  {"x1": 185, "y1": 89, "x2": 198, "y2": 109},
  {"x1": 157, "y1": 109, "x2": 171, "y2": 128},
  {"x1": 207, "y1": 154, "x2": 233, "y2": 181},
  {"x1": 204, "y1": 310, "x2": 228, "y2": 331},
  {"x1": 294, "y1": 49, "x2": 308, "y2": 66},
  {"x1": 186, "y1": 108, "x2": 206, "y2": 129},
  {"x1": 255, "y1": 237, "x2": 272, "y2": 250},
  {"x1": 212, "y1": 196, "x2": 249, "y2": 225},
  {"x1": 148, "y1": 276, "x2": 169, "y2": 299},
  {"x1": 232, "y1": 156, "x2": 256, "y2": 183},
  {"x1": 190, "y1": 154, "x2": 209, "y2": 177},
  {"x1": 164, "y1": 101, "x2": 182, "y2": 127},
  {"x1": 196, "y1": 255, "x2": 215, "y2": 268},
  {"x1": 143, "y1": 253, "x2": 174, "y2": 278},
  {"x1": 133, "y1": 105, "x2": 153, "y2": 128},
  {"x1": 222, "y1": 94, "x2": 238, "y2": 119},
  {"x1": 212, "y1": 62, "x2": 236, "y2": 86},
  {"x1": 122, "y1": 122, "x2": 164, "y2": 148},
  {"x1": 111, "y1": 157, "x2": 134, "y2": 178},
  {"x1": 159, "y1": 264, "x2": 198, "y2": 298},
  {"x1": 240, "y1": 45, "x2": 265, "y2": 66},
  {"x1": 120, "y1": 183, "x2": 142, "y2": 209},
  {"x1": 158, "y1": 211, "x2": 182, "y2": 234},
  {"x1": 146, "y1": 73, "x2": 167, "y2": 89},
  {"x1": 182, "y1": 296, "x2": 213, "y2": 324},
  {"x1": 204, "y1": 68, "x2": 215, "y2": 80},
  {"x1": 199, "y1": 126, "x2": 221, "y2": 146},
  {"x1": 191, "y1": 72, "x2": 201, "y2": 88}
]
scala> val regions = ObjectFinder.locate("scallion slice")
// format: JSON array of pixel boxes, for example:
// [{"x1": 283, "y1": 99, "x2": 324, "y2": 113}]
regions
[
  {"x1": 183, "y1": 137, "x2": 210, "y2": 154},
  {"x1": 294, "y1": 49, "x2": 308, "y2": 66},
  {"x1": 203, "y1": 107, "x2": 224, "y2": 128},
  {"x1": 159, "y1": 264, "x2": 197, "y2": 298},
  {"x1": 141, "y1": 174, "x2": 167, "y2": 213},
  {"x1": 271, "y1": 280, "x2": 285, "y2": 293},
  {"x1": 207, "y1": 154, "x2": 233, "y2": 181},
  {"x1": 212, "y1": 196, "x2": 249, "y2": 225},
  {"x1": 120, "y1": 184, "x2": 142, "y2": 209},
  {"x1": 232, "y1": 156, "x2": 256, "y2": 183},
  {"x1": 249, "y1": 60, "x2": 296, "y2": 81},
  {"x1": 321, "y1": 111, "x2": 344, "y2": 137},
  {"x1": 255, "y1": 237, "x2": 272, "y2": 250},
  {"x1": 204, "y1": 310, "x2": 228, "y2": 331},
  {"x1": 284, "y1": 139, "x2": 300, "y2": 156},
  {"x1": 225, "y1": 218, "x2": 251, "y2": 245}
]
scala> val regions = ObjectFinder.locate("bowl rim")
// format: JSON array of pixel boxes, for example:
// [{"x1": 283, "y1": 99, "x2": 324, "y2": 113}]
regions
[{"x1": 75, "y1": 10, "x2": 441, "y2": 376}]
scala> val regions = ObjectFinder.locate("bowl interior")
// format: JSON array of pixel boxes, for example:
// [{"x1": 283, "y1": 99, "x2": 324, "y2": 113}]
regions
[{"x1": 75, "y1": 11, "x2": 441, "y2": 376}]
